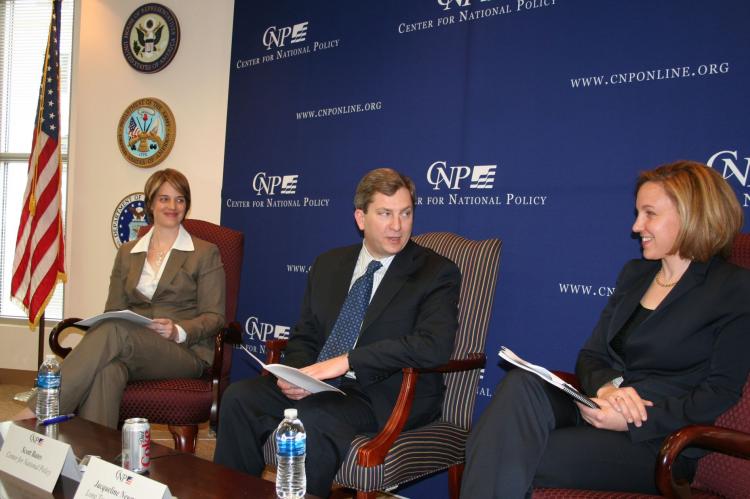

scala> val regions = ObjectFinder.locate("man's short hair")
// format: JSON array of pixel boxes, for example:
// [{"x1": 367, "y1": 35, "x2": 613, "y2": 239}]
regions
[
  {"x1": 354, "y1": 168, "x2": 416, "y2": 212},
  {"x1": 636, "y1": 160, "x2": 743, "y2": 261},
  {"x1": 144, "y1": 168, "x2": 192, "y2": 222}
]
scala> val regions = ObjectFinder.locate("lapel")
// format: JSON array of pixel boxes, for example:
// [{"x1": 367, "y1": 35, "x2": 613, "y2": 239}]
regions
[
  {"x1": 650, "y1": 259, "x2": 710, "y2": 316},
  {"x1": 329, "y1": 246, "x2": 361, "y2": 322},
  {"x1": 361, "y1": 241, "x2": 421, "y2": 332},
  {"x1": 126, "y1": 251, "x2": 149, "y2": 302},
  {"x1": 606, "y1": 258, "x2": 711, "y2": 343},
  {"x1": 153, "y1": 249, "x2": 190, "y2": 299},
  {"x1": 606, "y1": 264, "x2": 656, "y2": 342}
]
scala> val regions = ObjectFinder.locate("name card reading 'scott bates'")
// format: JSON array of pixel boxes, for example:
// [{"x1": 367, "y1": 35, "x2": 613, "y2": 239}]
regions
[
  {"x1": 0, "y1": 423, "x2": 81, "y2": 492},
  {"x1": 74, "y1": 456, "x2": 171, "y2": 499}
]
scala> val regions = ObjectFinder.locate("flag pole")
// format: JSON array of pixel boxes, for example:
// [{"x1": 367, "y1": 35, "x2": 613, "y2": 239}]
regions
[
  {"x1": 9, "y1": 0, "x2": 65, "y2": 403},
  {"x1": 38, "y1": 313, "x2": 45, "y2": 367}
]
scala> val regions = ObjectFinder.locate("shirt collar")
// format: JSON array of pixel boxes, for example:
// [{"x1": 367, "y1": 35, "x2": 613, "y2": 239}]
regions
[
  {"x1": 131, "y1": 224, "x2": 194, "y2": 253},
  {"x1": 360, "y1": 242, "x2": 395, "y2": 272}
]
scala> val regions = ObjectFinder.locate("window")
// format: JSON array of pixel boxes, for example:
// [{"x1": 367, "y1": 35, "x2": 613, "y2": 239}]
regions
[{"x1": 0, "y1": 0, "x2": 73, "y2": 320}]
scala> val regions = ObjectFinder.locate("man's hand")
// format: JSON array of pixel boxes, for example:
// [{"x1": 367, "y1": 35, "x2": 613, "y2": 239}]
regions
[
  {"x1": 277, "y1": 378, "x2": 311, "y2": 400},
  {"x1": 299, "y1": 354, "x2": 350, "y2": 381},
  {"x1": 277, "y1": 354, "x2": 350, "y2": 400}
]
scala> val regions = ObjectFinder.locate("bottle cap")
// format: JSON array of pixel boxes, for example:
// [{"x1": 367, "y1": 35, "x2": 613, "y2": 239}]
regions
[
  {"x1": 44, "y1": 354, "x2": 57, "y2": 361},
  {"x1": 284, "y1": 408, "x2": 297, "y2": 419}
]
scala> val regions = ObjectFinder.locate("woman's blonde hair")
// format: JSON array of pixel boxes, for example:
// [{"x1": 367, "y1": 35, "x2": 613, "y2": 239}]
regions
[{"x1": 636, "y1": 160, "x2": 742, "y2": 261}]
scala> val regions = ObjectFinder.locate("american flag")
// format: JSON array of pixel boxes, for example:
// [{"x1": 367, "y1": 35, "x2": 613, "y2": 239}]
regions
[{"x1": 11, "y1": 0, "x2": 66, "y2": 329}]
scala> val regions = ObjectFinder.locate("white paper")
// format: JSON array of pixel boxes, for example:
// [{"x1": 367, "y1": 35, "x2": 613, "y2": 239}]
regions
[
  {"x1": 74, "y1": 457, "x2": 171, "y2": 499},
  {"x1": 0, "y1": 424, "x2": 81, "y2": 493},
  {"x1": 75, "y1": 310, "x2": 152, "y2": 328},
  {"x1": 498, "y1": 346, "x2": 599, "y2": 409},
  {"x1": 241, "y1": 346, "x2": 345, "y2": 394}
]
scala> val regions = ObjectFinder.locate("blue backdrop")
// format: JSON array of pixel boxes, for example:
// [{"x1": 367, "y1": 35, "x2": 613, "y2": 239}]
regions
[{"x1": 220, "y1": 1, "x2": 750, "y2": 496}]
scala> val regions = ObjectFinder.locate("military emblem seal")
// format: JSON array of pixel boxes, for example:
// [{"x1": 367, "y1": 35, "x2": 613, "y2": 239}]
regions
[
  {"x1": 112, "y1": 192, "x2": 148, "y2": 248},
  {"x1": 122, "y1": 3, "x2": 180, "y2": 73},
  {"x1": 117, "y1": 97, "x2": 176, "y2": 168}
]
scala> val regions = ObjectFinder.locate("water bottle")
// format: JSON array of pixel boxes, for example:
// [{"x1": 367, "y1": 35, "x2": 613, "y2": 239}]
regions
[
  {"x1": 36, "y1": 354, "x2": 61, "y2": 423},
  {"x1": 275, "y1": 408, "x2": 306, "y2": 498}
]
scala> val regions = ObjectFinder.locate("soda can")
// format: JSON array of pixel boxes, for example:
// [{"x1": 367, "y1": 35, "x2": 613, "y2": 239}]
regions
[{"x1": 122, "y1": 417, "x2": 151, "y2": 473}]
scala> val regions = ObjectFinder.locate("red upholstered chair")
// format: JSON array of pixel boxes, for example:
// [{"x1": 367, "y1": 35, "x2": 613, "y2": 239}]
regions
[
  {"x1": 263, "y1": 232, "x2": 502, "y2": 499},
  {"x1": 535, "y1": 233, "x2": 750, "y2": 499},
  {"x1": 49, "y1": 219, "x2": 244, "y2": 453}
]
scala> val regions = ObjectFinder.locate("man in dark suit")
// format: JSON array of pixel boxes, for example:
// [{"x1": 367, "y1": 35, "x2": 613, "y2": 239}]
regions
[{"x1": 214, "y1": 168, "x2": 461, "y2": 497}]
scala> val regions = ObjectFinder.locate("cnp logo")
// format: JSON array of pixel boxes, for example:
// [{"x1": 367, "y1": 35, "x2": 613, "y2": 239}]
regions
[
  {"x1": 29, "y1": 434, "x2": 44, "y2": 445},
  {"x1": 437, "y1": 0, "x2": 472, "y2": 10},
  {"x1": 115, "y1": 470, "x2": 134, "y2": 484},
  {"x1": 707, "y1": 150, "x2": 750, "y2": 187},
  {"x1": 426, "y1": 161, "x2": 496, "y2": 190},
  {"x1": 245, "y1": 316, "x2": 290, "y2": 342},
  {"x1": 252, "y1": 172, "x2": 298, "y2": 195},
  {"x1": 262, "y1": 22, "x2": 309, "y2": 50}
]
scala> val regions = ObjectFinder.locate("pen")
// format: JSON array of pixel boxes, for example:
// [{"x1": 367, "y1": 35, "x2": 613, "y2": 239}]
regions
[{"x1": 41, "y1": 413, "x2": 76, "y2": 425}]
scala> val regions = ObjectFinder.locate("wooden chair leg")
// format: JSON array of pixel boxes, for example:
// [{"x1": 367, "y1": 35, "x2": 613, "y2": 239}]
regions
[
  {"x1": 449, "y1": 463, "x2": 464, "y2": 499},
  {"x1": 168, "y1": 424, "x2": 198, "y2": 453}
]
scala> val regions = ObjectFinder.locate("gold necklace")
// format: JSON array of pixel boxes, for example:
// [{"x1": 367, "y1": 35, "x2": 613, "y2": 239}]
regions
[{"x1": 654, "y1": 268, "x2": 677, "y2": 288}]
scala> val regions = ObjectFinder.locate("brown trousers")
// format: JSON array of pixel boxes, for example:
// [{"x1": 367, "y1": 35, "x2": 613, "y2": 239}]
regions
[{"x1": 30, "y1": 319, "x2": 204, "y2": 428}]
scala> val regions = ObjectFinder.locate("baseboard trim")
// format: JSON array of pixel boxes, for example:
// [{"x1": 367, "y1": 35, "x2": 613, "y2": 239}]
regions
[{"x1": 0, "y1": 368, "x2": 36, "y2": 386}]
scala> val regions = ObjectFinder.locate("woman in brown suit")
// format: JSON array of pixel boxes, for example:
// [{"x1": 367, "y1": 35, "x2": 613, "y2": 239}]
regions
[{"x1": 19, "y1": 169, "x2": 225, "y2": 428}]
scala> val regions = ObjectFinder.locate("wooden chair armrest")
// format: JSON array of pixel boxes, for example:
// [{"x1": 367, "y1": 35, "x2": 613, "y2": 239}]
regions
[
  {"x1": 266, "y1": 338, "x2": 289, "y2": 365},
  {"x1": 656, "y1": 425, "x2": 750, "y2": 498},
  {"x1": 48, "y1": 318, "x2": 85, "y2": 358},
  {"x1": 259, "y1": 339, "x2": 486, "y2": 467},
  {"x1": 357, "y1": 354, "x2": 486, "y2": 468},
  {"x1": 210, "y1": 321, "x2": 241, "y2": 378},
  {"x1": 210, "y1": 321, "x2": 243, "y2": 427}
]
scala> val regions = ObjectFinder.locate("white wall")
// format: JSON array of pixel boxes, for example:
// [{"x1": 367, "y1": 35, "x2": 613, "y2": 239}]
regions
[{"x1": 0, "y1": 0, "x2": 235, "y2": 371}]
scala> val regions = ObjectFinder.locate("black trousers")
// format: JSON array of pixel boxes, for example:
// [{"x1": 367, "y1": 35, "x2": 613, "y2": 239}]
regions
[
  {"x1": 214, "y1": 375, "x2": 378, "y2": 498},
  {"x1": 460, "y1": 369, "x2": 696, "y2": 499}
]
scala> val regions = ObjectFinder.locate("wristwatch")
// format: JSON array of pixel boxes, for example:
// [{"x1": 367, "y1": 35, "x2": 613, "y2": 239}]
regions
[{"x1": 611, "y1": 376, "x2": 624, "y2": 388}]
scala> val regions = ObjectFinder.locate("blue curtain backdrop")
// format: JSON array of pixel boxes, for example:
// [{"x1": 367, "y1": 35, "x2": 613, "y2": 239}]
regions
[{"x1": 221, "y1": 1, "x2": 750, "y2": 495}]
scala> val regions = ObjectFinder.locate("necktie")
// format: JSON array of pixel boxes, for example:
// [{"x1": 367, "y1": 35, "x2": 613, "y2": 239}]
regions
[{"x1": 317, "y1": 260, "x2": 382, "y2": 362}]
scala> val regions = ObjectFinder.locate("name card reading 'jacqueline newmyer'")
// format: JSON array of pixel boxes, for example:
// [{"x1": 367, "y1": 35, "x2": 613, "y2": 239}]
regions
[
  {"x1": 0, "y1": 423, "x2": 81, "y2": 492},
  {"x1": 73, "y1": 456, "x2": 171, "y2": 499}
]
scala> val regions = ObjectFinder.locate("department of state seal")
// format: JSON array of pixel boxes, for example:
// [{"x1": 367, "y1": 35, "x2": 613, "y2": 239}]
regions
[
  {"x1": 117, "y1": 97, "x2": 176, "y2": 168},
  {"x1": 122, "y1": 3, "x2": 180, "y2": 73},
  {"x1": 112, "y1": 193, "x2": 148, "y2": 248}
]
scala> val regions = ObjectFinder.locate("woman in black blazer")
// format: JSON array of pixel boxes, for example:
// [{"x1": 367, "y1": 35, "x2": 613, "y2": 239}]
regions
[{"x1": 461, "y1": 161, "x2": 750, "y2": 498}]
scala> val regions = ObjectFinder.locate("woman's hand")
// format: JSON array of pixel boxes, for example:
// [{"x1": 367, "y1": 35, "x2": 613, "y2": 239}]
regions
[
  {"x1": 577, "y1": 399, "x2": 631, "y2": 431},
  {"x1": 149, "y1": 318, "x2": 178, "y2": 341},
  {"x1": 592, "y1": 383, "x2": 654, "y2": 428}
]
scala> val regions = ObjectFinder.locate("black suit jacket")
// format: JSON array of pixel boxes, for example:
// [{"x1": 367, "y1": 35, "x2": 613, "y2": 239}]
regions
[
  {"x1": 282, "y1": 240, "x2": 461, "y2": 428},
  {"x1": 576, "y1": 256, "x2": 750, "y2": 452}
]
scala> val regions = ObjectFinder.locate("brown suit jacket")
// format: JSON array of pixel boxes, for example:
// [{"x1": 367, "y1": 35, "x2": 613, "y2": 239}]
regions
[{"x1": 104, "y1": 231, "x2": 226, "y2": 365}]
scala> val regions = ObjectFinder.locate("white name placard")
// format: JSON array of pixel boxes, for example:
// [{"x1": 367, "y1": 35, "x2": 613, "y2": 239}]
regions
[
  {"x1": 74, "y1": 457, "x2": 171, "y2": 499},
  {"x1": 0, "y1": 423, "x2": 81, "y2": 492}
]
